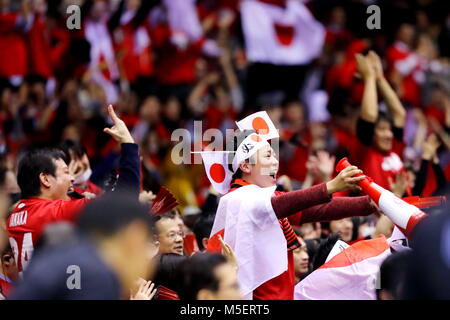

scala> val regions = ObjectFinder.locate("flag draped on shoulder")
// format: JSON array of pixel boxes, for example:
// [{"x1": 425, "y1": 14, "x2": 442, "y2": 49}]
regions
[
  {"x1": 208, "y1": 185, "x2": 287, "y2": 300},
  {"x1": 241, "y1": 0, "x2": 325, "y2": 65}
]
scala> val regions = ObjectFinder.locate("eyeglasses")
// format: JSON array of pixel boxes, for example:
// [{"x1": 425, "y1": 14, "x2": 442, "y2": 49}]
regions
[{"x1": 166, "y1": 231, "x2": 184, "y2": 240}]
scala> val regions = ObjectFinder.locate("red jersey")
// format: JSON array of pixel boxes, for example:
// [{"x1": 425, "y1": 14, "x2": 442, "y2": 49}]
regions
[{"x1": 6, "y1": 198, "x2": 88, "y2": 272}]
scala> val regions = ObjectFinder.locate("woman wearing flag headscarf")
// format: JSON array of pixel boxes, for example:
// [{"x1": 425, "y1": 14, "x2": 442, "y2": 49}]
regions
[{"x1": 202, "y1": 112, "x2": 379, "y2": 300}]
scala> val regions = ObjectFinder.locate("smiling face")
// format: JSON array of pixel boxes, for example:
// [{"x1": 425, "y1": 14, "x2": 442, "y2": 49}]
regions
[
  {"x1": 374, "y1": 119, "x2": 393, "y2": 153},
  {"x1": 40, "y1": 158, "x2": 74, "y2": 200},
  {"x1": 240, "y1": 145, "x2": 279, "y2": 188}
]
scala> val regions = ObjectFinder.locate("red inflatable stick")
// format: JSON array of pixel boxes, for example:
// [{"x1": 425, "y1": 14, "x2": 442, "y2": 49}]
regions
[{"x1": 336, "y1": 158, "x2": 429, "y2": 237}]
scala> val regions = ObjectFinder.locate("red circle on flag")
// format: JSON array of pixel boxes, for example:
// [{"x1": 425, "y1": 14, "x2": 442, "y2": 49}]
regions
[
  {"x1": 251, "y1": 134, "x2": 262, "y2": 142},
  {"x1": 252, "y1": 117, "x2": 269, "y2": 135},
  {"x1": 210, "y1": 163, "x2": 226, "y2": 183}
]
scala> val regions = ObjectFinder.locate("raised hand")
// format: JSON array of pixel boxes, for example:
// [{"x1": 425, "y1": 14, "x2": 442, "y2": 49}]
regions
[
  {"x1": 218, "y1": 235, "x2": 238, "y2": 271},
  {"x1": 139, "y1": 190, "x2": 156, "y2": 205},
  {"x1": 103, "y1": 105, "x2": 134, "y2": 144},
  {"x1": 316, "y1": 150, "x2": 336, "y2": 181},
  {"x1": 355, "y1": 53, "x2": 375, "y2": 80},
  {"x1": 68, "y1": 158, "x2": 83, "y2": 179},
  {"x1": 326, "y1": 165, "x2": 365, "y2": 194},
  {"x1": 422, "y1": 134, "x2": 441, "y2": 162},
  {"x1": 130, "y1": 279, "x2": 157, "y2": 300},
  {"x1": 367, "y1": 50, "x2": 384, "y2": 80},
  {"x1": 388, "y1": 172, "x2": 408, "y2": 197}
]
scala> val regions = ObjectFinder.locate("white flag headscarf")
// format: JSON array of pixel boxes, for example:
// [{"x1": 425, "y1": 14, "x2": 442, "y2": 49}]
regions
[
  {"x1": 200, "y1": 111, "x2": 278, "y2": 194},
  {"x1": 236, "y1": 111, "x2": 280, "y2": 141},
  {"x1": 199, "y1": 133, "x2": 269, "y2": 194}
]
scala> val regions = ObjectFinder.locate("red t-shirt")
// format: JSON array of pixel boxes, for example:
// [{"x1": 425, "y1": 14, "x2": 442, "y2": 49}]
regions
[
  {"x1": 350, "y1": 139, "x2": 404, "y2": 190},
  {"x1": 6, "y1": 198, "x2": 88, "y2": 272}
]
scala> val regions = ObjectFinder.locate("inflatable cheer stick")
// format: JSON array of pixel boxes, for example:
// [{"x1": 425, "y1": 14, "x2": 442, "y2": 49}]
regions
[{"x1": 336, "y1": 158, "x2": 428, "y2": 237}]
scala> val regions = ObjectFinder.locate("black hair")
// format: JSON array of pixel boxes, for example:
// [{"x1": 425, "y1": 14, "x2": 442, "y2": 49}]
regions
[
  {"x1": 177, "y1": 252, "x2": 228, "y2": 300},
  {"x1": 378, "y1": 251, "x2": 411, "y2": 299},
  {"x1": 376, "y1": 111, "x2": 394, "y2": 127},
  {"x1": 226, "y1": 129, "x2": 257, "y2": 180},
  {"x1": 153, "y1": 253, "x2": 188, "y2": 292},
  {"x1": 77, "y1": 193, "x2": 154, "y2": 239},
  {"x1": 312, "y1": 233, "x2": 342, "y2": 271},
  {"x1": 193, "y1": 214, "x2": 215, "y2": 250},
  {"x1": 17, "y1": 148, "x2": 67, "y2": 199},
  {"x1": 59, "y1": 139, "x2": 87, "y2": 164}
]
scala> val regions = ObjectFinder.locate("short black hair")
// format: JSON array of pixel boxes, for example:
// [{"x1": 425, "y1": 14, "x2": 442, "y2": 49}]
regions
[
  {"x1": 17, "y1": 148, "x2": 67, "y2": 199},
  {"x1": 226, "y1": 129, "x2": 256, "y2": 179},
  {"x1": 77, "y1": 193, "x2": 154, "y2": 239},
  {"x1": 376, "y1": 111, "x2": 394, "y2": 127},
  {"x1": 59, "y1": 140, "x2": 87, "y2": 164},
  {"x1": 378, "y1": 251, "x2": 410, "y2": 299},
  {"x1": 193, "y1": 214, "x2": 215, "y2": 250},
  {"x1": 153, "y1": 253, "x2": 188, "y2": 292},
  {"x1": 312, "y1": 233, "x2": 342, "y2": 271},
  {"x1": 177, "y1": 252, "x2": 228, "y2": 300}
]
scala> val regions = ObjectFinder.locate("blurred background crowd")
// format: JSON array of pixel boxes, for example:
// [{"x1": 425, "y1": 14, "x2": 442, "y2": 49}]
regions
[
  {"x1": 1, "y1": 0, "x2": 450, "y2": 300},
  {"x1": 1, "y1": 0, "x2": 450, "y2": 209}
]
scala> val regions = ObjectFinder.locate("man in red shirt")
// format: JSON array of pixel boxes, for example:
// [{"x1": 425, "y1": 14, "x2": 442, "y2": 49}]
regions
[
  {"x1": 350, "y1": 51, "x2": 407, "y2": 191},
  {"x1": 6, "y1": 105, "x2": 140, "y2": 273}
]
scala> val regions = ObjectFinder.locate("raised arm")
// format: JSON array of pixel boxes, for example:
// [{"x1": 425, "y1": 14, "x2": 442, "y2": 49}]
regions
[
  {"x1": 271, "y1": 166, "x2": 365, "y2": 219},
  {"x1": 103, "y1": 105, "x2": 140, "y2": 196},
  {"x1": 356, "y1": 53, "x2": 378, "y2": 123},
  {"x1": 299, "y1": 195, "x2": 377, "y2": 224},
  {"x1": 368, "y1": 51, "x2": 406, "y2": 128}
]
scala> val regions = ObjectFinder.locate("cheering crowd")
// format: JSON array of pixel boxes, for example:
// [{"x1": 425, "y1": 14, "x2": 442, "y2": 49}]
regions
[{"x1": 1, "y1": 0, "x2": 450, "y2": 300}]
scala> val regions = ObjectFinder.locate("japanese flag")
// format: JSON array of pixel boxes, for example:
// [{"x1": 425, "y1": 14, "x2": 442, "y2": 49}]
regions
[
  {"x1": 200, "y1": 151, "x2": 233, "y2": 195},
  {"x1": 236, "y1": 111, "x2": 279, "y2": 140},
  {"x1": 294, "y1": 236, "x2": 391, "y2": 300},
  {"x1": 241, "y1": 0, "x2": 325, "y2": 65}
]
